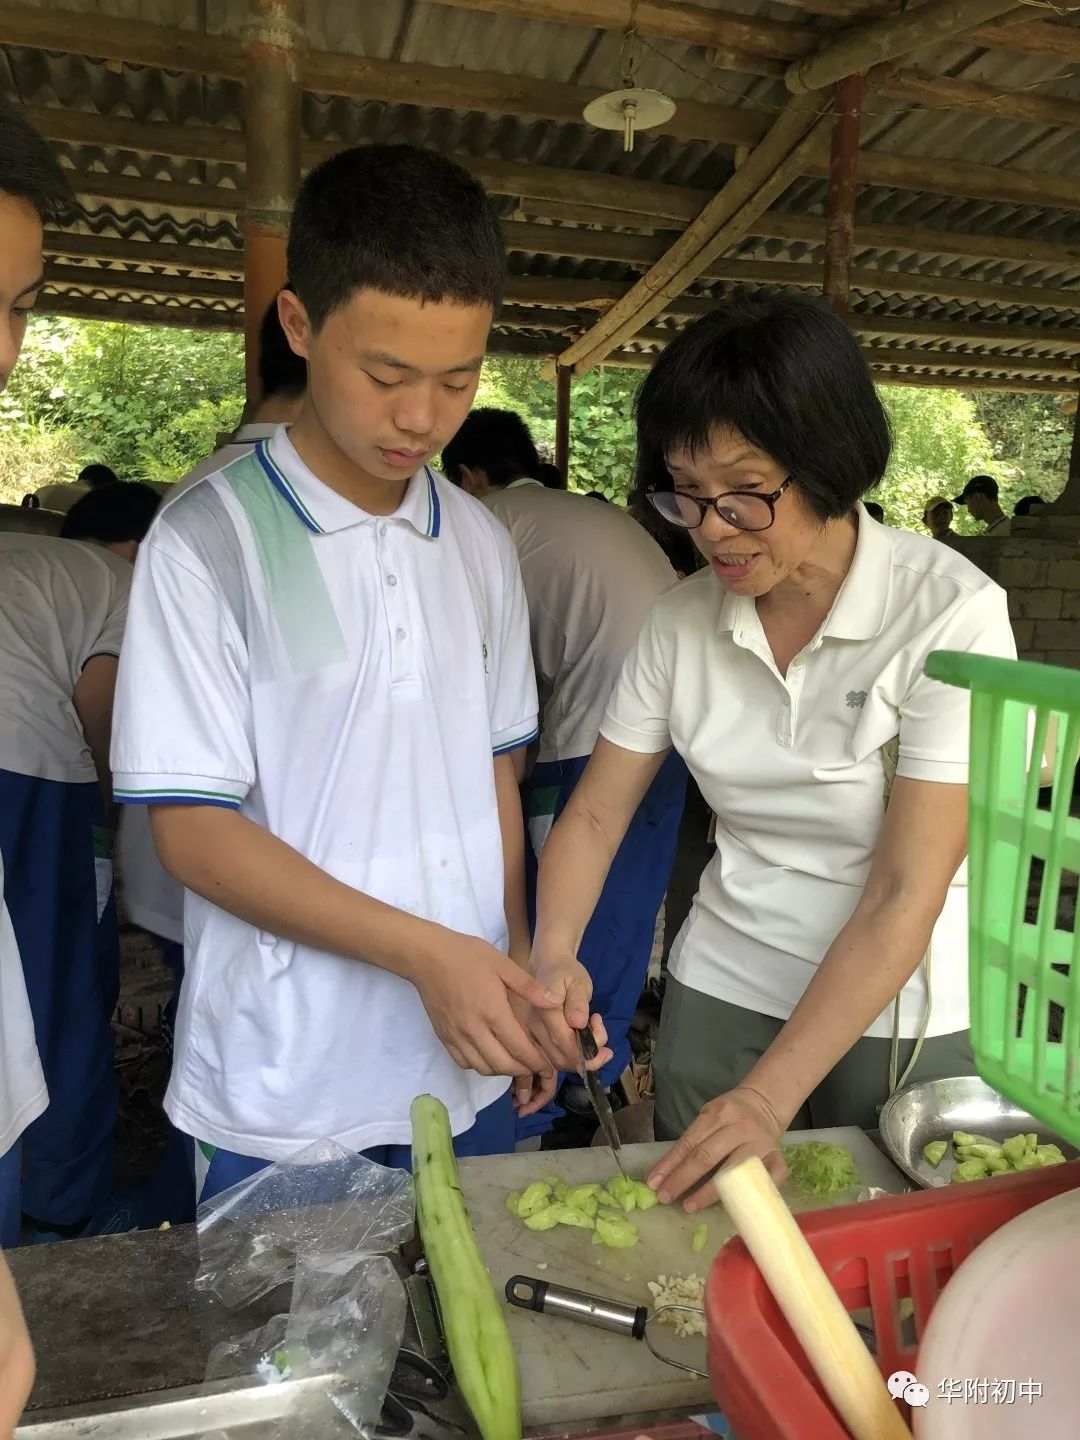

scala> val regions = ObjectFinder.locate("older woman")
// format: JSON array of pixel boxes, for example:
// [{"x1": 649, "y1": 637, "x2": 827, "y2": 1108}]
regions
[{"x1": 525, "y1": 292, "x2": 1016, "y2": 1209}]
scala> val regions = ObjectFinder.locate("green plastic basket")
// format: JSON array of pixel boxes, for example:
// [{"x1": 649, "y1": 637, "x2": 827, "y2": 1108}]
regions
[{"x1": 926, "y1": 650, "x2": 1080, "y2": 1147}]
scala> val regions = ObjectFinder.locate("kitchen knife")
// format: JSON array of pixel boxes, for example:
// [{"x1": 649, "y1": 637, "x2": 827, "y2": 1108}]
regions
[{"x1": 577, "y1": 1026, "x2": 627, "y2": 1177}]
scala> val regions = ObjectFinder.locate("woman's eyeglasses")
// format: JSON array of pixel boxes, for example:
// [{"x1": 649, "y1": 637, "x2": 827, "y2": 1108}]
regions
[{"x1": 647, "y1": 476, "x2": 792, "y2": 534}]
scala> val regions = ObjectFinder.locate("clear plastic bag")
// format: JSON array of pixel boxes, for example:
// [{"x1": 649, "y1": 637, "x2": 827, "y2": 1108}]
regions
[
  {"x1": 204, "y1": 1253, "x2": 407, "y2": 1439},
  {"x1": 195, "y1": 1139, "x2": 414, "y2": 1308},
  {"x1": 197, "y1": 1141, "x2": 414, "y2": 1437}
]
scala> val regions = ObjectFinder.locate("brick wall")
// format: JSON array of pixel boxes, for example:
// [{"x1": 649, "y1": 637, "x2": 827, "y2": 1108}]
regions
[{"x1": 950, "y1": 533, "x2": 1080, "y2": 669}]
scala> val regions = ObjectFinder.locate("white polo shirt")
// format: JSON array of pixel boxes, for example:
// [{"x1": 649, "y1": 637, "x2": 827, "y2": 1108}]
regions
[
  {"x1": 0, "y1": 536, "x2": 129, "y2": 783},
  {"x1": 483, "y1": 483, "x2": 675, "y2": 763},
  {"x1": 172, "y1": 421, "x2": 279, "y2": 496},
  {"x1": 602, "y1": 508, "x2": 1016, "y2": 1039},
  {"x1": 111, "y1": 427, "x2": 538, "y2": 1159},
  {"x1": 0, "y1": 854, "x2": 48, "y2": 1158}
]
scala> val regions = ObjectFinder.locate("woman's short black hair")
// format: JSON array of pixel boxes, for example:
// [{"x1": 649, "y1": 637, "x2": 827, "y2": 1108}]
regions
[
  {"x1": 442, "y1": 408, "x2": 540, "y2": 488},
  {"x1": 0, "y1": 97, "x2": 72, "y2": 220},
  {"x1": 61, "y1": 482, "x2": 161, "y2": 543},
  {"x1": 635, "y1": 290, "x2": 892, "y2": 523},
  {"x1": 286, "y1": 144, "x2": 505, "y2": 331}
]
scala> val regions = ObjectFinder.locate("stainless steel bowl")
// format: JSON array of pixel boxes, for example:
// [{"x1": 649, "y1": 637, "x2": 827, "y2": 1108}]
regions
[{"x1": 879, "y1": 1075, "x2": 1078, "y2": 1190}]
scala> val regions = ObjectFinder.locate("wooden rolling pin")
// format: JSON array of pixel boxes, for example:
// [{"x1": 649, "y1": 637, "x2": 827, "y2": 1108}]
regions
[{"x1": 713, "y1": 1156, "x2": 912, "y2": 1440}]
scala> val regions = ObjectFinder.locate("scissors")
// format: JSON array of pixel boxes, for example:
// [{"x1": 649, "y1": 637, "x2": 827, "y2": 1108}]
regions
[{"x1": 377, "y1": 1347, "x2": 466, "y2": 1438}]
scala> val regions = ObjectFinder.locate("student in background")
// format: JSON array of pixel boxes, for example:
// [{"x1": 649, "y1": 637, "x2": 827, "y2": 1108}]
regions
[
  {"x1": 444, "y1": 407, "x2": 686, "y2": 1138},
  {"x1": 0, "y1": 483, "x2": 160, "y2": 1240},
  {"x1": 954, "y1": 475, "x2": 1011, "y2": 536},
  {"x1": 111, "y1": 145, "x2": 601, "y2": 1206},
  {"x1": 173, "y1": 298, "x2": 307, "y2": 493},
  {"x1": 922, "y1": 496, "x2": 955, "y2": 543},
  {"x1": 0, "y1": 104, "x2": 149, "y2": 1253},
  {"x1": 863, "y1": 500, "x2": 885, "y2": 523},
  {"x1": 29, "y1": 462, "x2": 119, "y2": 516},
  {"x1": 1014, "y1": 494, "x2": 1048, "y2": 518},
  {"x1": 536, "y1": 461, "x2": 566, "y2": 490}
]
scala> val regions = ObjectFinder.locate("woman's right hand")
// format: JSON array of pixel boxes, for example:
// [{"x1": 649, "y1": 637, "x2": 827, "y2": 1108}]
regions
[
  {"x1": 0, "y1": 1256, "x2": 34, "y2": 1440},
  {"x1": 526, "y1": 945, "x2": 612, "y2": 1073}
]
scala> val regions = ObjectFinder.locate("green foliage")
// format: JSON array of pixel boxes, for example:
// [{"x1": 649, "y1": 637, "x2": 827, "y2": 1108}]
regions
[
  {"x1": 0, "y1": 421, "x2": 86, "y2": 506},
  {"x1": 2, "y1": 315, "x2": 244, "y2": 485},
  {"x1": 876, "y1": 387, "x2": 996, "y2": 534},
  {"x1": 474, "y1": 358, "x2": 642, "y2": 501},
  {"x1": 968, "y1": 392, "x2": 1070, "y2": 502},
  {"x1": 4, "y1": 319, "x2": 1071, "y2": 535}
]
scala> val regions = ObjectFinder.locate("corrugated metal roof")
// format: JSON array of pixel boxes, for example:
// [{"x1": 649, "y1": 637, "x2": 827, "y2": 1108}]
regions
[{"x1": 5, "y1": 0, "x2": 1080, "y2": 386}]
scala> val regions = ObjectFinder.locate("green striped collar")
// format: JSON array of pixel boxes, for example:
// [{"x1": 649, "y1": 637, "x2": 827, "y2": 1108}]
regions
[{"x1": 256, "y1": 429, "x2": 442, "y2": 539}]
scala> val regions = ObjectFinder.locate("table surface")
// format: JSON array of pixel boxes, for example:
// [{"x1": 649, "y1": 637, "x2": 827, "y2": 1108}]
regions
[{"x1": 8, "y1": 1131, "x2": 909, "y2": 1436}]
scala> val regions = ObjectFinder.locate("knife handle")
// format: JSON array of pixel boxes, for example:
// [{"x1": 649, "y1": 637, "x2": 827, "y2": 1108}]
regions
[
  {"x1": 506, "y1": 1275, "x2": 647, "y2": 1339},
  {"x1": 578, "y1": 1025, "x2": 599, "y2": 1064}
]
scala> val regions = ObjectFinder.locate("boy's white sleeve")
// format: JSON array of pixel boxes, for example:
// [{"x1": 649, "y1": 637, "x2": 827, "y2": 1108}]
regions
[
  {"x1": 487, "y1": 529, "x2": 539, "y2": 755},
  {"x1": 111, "y1": 536, "x2": 256, "y2": 809}
]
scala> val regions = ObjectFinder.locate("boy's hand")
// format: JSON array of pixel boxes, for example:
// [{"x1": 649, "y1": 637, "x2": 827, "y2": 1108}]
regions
[
  {"x1": 0, "y1": 1257, "x2": 34, "y2": 1440},
  {"x1": 526, "y1": 945, "x2": 612, "y2": 1073},
  {"x1": 412, "y1": 933, "x2": 562, "y2": 1078}
]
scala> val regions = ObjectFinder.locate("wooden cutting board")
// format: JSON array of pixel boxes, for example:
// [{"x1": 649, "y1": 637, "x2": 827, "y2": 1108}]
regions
[{"x1": 457, "y1": 1128, "x2": 907, "y2": 1428}]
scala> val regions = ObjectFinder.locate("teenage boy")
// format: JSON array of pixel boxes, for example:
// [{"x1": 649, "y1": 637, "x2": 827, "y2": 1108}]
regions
[
  {"x1": 112, "y1": 145, "x2": 604, "y2": 1203},
  {"x1": 0, "y1": 101, "x2": 140, "y2": 1246}
]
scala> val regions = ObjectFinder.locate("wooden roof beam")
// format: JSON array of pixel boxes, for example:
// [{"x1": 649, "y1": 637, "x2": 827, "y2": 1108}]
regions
[
  {"x1": 424, "y1": 0, "x2": 1080, "y2": 77},
  {"x1": 45, "y1": 228, "x2": 1080, "y2": 314},
  {"x1": 784, "y1": 0, "x2": 1024, "y2": 94},
  {"x1": 553, "y1": 94, "x2": 834, "y2": 375},
  {"x1": 36, "y1": 98, "x2": 1080, "y2": 236},
  {"x1": 3, "y1": 3, "x2": 1080, "y2": 149}
]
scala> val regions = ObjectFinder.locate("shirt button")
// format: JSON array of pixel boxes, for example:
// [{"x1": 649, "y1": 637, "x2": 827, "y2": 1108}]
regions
[
  {"x1": 386, "y1": 574, "x2": 398, "y2": 587},
  {"x1": 396, "y1": 627, "x2": 407, "y2": 641},
  {"x1": 379, "y1": 524, "x2": 388, "y2": 537}
]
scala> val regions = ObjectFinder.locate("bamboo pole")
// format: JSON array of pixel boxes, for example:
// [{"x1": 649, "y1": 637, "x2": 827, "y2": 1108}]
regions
[
  {"x1": 823, "y1": 73, "x2": 863, "y2": 316},
  {"x1": 786, "y1": 0, "x2": 1024, "y2": 94},
  {"x1": 553, "y1": 94, "x2": 833, "y2": 376}
]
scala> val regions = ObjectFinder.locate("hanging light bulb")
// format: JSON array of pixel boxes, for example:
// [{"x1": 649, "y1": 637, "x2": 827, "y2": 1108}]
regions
[{"x1": 582, "y1": 0, "x2": 676, "y2": 154}]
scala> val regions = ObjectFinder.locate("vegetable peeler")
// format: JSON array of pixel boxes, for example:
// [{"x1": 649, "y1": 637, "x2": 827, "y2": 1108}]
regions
[{"x1": 505, "y1": 1274, "x2": 708, "y2": 1380}]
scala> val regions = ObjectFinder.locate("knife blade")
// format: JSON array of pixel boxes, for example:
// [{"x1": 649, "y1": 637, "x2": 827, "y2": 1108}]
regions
[{"x1": 577, "y1": 1027, "x2": 627, "y2": 1177}]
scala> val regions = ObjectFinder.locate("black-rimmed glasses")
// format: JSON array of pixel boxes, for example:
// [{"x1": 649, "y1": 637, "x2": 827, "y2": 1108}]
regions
[{"x1": 647, "y1": 476, "x2": 793, "y2": 533}]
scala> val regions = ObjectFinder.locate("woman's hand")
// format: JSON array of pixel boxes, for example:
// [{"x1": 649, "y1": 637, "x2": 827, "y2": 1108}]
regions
[
  {"x1": 0, "y1": 1256, "x2": 34, "y2": 1440},
  {"x1": 647, "y1": 1086, "x2": 789, "y2": 1212},
  {"x1": 526, "y1": 945, "x2": 612, "y2": 1073}
]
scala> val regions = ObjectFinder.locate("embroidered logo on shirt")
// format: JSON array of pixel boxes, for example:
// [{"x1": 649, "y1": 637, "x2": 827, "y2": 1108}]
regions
[{"x1": 846, "y1": 690, "x2": 868, "y2": 709}]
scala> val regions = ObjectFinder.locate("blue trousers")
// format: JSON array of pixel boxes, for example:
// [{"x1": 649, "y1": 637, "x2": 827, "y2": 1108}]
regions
[
  {"x1": 520, "y1": 749, "x2": 687, "y2": 1139},
  {"x1": 0, "y1": 1145, "x2": 20, "y2": 1249},
  {"x1": 194, "y1": 1088, "x2": 516, "y2": 1206},
  {"x1": 0, "y1": 771, "x2": 118, "y2": 1228}
]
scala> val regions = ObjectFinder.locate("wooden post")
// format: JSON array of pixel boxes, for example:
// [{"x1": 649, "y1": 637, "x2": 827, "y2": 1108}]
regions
[
  {"x1": 243, "y1": 0, "x2": 304, "y2": 404},
  {"x1": 555, "y1": 365, "x2": 572, "y2": 480},
  {"x1": 823, "y1": 73, "x2": 863, "y2": 318}
]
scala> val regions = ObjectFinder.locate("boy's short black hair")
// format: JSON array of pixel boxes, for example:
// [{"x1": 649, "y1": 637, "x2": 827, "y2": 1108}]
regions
[
  {"x1": 863, "y1": 500, "x2": 885, "y2": 523},
  {"x1": 287, "y1": 145, "x2": 505, "y2": 330},
  {"x1": 536, "y1": 461, "x2": 567, "y2": 491},
  {"x1": 259, "y1": 296, "x2": 307, "y2": 397},
  {"x1": 442, "y1": 408, "x2": 540, "y2": 489},
  {"x1": 78, "y1": 463, "x2": 120, "y2": 489},
  {"x1": 1014, "y1": 494, "x2": 1048, "y2": 517},
  {"x1": 0, "y1": 97, "x2": 72, "y2": 220},
  {"x1": 635, "y1": 290, "x2": 892, "y2": 523},
  {"x1": 60, "y1": 482, "x2": 161, "y2": 543}
]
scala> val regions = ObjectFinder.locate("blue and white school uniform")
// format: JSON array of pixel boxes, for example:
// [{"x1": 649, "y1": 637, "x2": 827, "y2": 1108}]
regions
[
  {"x1": 0, "y1": 535, "x2": 128, "y2": 1229},
  {"x1": 111, "y1": 427, "x2": 538, "y2": 1200}
]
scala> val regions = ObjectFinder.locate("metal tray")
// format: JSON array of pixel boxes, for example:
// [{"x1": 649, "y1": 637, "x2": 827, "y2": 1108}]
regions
[{"x1": 879, "y1": 1075, "x2": 1079, "y2": 1190}]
